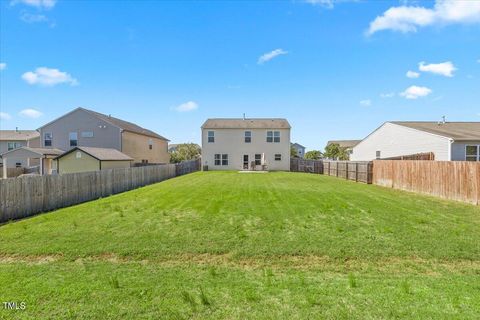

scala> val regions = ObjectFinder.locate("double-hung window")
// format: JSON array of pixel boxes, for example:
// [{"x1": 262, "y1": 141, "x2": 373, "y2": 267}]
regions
[
  {"x1": 255, "y1": 154, "x2": 262, "y2": 165},
  {"x1": 466, "y1": 145, "x2": 479, "y2": 161},
  {"x1": 7, "y1": 142, "x2": 21, "y2": 151},
  {"x1": 69, "y1": 132, "x2": 78, "y2": 147},
  {"x1": 266, "y1": 131, "x2": 280, "y2": 143},
  {"x1": 208, "y1": 131, "x2": 215, "y2": 143},
  {"x1": 222, "y1": 154, "x2": 228, "y2": 166},
  {"x1": 214, "y1": 154, "x2": 221, "y2": 165},
  {"x1": 44, "y1": 133, "x2": 52, "y2": 147},
  {"x1": 275, "y1": 154, "x2": 282, "y2": 161},
  {"x1": 244, "y1": 131, "x2": 251, "y2": 143}
]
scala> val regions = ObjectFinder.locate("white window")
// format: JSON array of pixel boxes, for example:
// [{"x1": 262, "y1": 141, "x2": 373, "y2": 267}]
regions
[
  {"x1": 15, "y1": 162, "x2": 22, "y2": 168},
  {"x1": 275, "y1": 154, "x2": 282, "y2": 161},
  {"x1": 466, "y1": 145, "x2": 479, "y2": 161},
  {"x1": 255, "y1": 154, "x2": 261, "y2": 165},
  {"x1": 266, "y1": 131, "x2": 280, "y2": 143},
  {"x1": 69, "y1": 132, "x2": 78, "y2": 147},
  {"x1": 148, "y1": 138, "x2": 153, "y2": 150},
  {"x1": 245, "y1": 131, "x2": 251, "y2": 143},
  {"x1": 7, "y1": 142, "x2": 21, "y2": 151},
  {"x1": 81, "y1": 131, "x2": 94, "y2": 138},
  {"x1": 222, "y1": 154, "x2": 228, "y2": 166},
  {"x1": 214, "y1": 154, "x2": 221, "y2": 165},
  {"x1": 376, "y1": 151, "x2": 381, "y2": 159},
  {"x1": 76, "y1": 152, "x2": 82, "y2": 159},
  {"x1": 208, "y1": 131, "x2": 215, "y2": 143},
  {"x1": 44, "y1": 133, "x2": 52, "y2": 147}
]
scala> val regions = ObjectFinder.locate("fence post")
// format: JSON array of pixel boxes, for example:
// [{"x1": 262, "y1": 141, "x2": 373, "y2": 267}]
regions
[{"x1": 355, "y1": 162, "x2": 358, "y2": 182}]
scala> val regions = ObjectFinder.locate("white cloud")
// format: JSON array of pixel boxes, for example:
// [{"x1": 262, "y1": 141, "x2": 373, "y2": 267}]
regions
[
  {"x1": 22, "y1": 67, "x2": 78, "y2": 86},
  {"x1": 477, "y1": 58, "x2": 480, "y2": 63},
  {"x1": 380, "y1": 92, "x2": 395, "y2": 98},
  {"x1": 367, "y1": 0, "x2": 480, "y2": 35},
  {"x1": 11, "y1": 0, "x2": 56, "y2": 9},
  {"x1": 258, "y1": 49, "x2": 288, "y2": 65},
  {"x1": 305, "y1": 0, "x2": 334, "y2": 9},
  {"x1": 19, "y1": 108, "x2": 43, "y2": 118},
  {"x1": 175, "y1": 101, "x2": 198, "y2": 112},
  {"x1": 0, "y1": 112, "x2": 12, "y2": 120},
  {"x1": 406, "y1": 70, "x2": 420, "y2": 78},
  {"x1": 0, "y1": 63, "x2": 6, "y2": 71},
  {"x1": 419, "y1": 61, "x2": 457, "y2": 77},
  {"x1": 20, "y1": 13, "x2": 48, "y2": 23},
  {"x1": 400, "y1": 85, "x2": 432, "y2": 99},
  {"x1": 360, "y1": 99, "x2": 372, "y2": 106}
]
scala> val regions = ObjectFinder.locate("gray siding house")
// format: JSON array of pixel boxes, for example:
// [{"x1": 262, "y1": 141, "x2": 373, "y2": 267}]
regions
[
  {"x1": 0, "y1": 129, "x2": 40, "y2": 168},
  {"x1": 291, "y1": 143, "x2": 306, "y2": 158},
  {"x1": 38, "y1": 107, "x2": 170, "y2": 164},
  {"x1": 351, "y1": 121, "x2": 480, "y2": 161}
]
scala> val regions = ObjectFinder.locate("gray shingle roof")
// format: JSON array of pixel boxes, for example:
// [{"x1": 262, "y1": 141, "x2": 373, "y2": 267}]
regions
[
  {"x1": 0, "y1": 130, "x2": 39, "y2": 141},
  {"x1": 391, "y1": 121, "x2": 480, "y2": 141},
  {"x1": 327, "y1": 140, "x2": 361, "y2": 148},
  {"x1": 202, "y1": 118, "x2": 291, "y2": 129},
  {"x1": 83, "y1": 109, "x2": 169, "y2": 141},
  {"x1": 72, "y1": 147, "x2": 133, "y2": 161}
]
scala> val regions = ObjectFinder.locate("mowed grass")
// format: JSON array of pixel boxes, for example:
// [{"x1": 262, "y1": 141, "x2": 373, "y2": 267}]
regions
[{"x1": 0, "y1": 171, "x2": 479, "y2": 319}]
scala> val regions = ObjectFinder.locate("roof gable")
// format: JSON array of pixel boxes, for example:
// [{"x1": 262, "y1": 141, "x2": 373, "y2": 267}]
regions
[{"x1": 56, "y1": 147, "x2": 133, "y2": 161}]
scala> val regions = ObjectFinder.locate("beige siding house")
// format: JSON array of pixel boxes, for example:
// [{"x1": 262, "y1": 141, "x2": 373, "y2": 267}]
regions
[
  {"x1": 0, "y1": 130, "x2": 40, "y2": 168},
  {"x1": 38, "y1": 107, "x2": 170, "y2": 165},
  {"x1": 201, "y1": 118, "x2": 291, "y2": 171},
  {"x1": 351, "y1": 121, "x2": 480, "y2": 161},
  {"x1": 56, "y1": 147, "x2": 132, "y2": 174}
]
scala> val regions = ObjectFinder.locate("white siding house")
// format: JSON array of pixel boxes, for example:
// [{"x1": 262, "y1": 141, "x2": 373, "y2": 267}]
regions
[
  {"x1": 201, "y1": 118, "x2": 291, "y2": 171},
  {"x1": 351, "y1": 122, "x2": 480, "y2": 161}
]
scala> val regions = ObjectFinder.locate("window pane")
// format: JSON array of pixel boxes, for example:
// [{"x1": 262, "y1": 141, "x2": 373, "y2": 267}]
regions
[
  {"x1": 267, "y1": 131, "x2": 273, "y2": 137},
  {"x1": 274, "y1": 137, "x2": 280, "y2": 143},
  {"x1": 466, "y1": 146, "x2": 478, "y2": 156},
  {"x1": 275, "y1": 154, "x2": 281, "y2": 161},
  {"x1": 245, "y1": 131, "x2": 251, "y2": 137},
  {"x1": 466, "y1": 156, "x2": 478, "y2": 162},
  {"x1": 255, "y1": 154, "x2": 261, "y2": 165},
  {"x1": 208, "y1": 131, "x2": 214, "y2": 137},
  {"x1": 274, "y1": 131, "x2": 280, "y2": 137},
  {"x1": 222, "y1": 154, "x2": 228, "y2": 165}
]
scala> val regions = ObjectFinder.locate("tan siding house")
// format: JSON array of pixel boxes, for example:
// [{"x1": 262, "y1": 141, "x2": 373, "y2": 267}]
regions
[
  {"x1": 201, "y1": 118, "x2": 291, "y2": 171},
  {"x1": 56, "y1": 147, "x2": 132, "y2": 174},
  {"x1": 0, "y1": 130, "x2": 40, "y2": 168},
  {"x1": 122, "y1": 130, "x2": 169, "y2": 164}
]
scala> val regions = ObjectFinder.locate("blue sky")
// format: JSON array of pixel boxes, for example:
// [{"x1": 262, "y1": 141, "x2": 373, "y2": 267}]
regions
[{"x1": 0, "y1": 0, "x2": 479, "y2": 150}]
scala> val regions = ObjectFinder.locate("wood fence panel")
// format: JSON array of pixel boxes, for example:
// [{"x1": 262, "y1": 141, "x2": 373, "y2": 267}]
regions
[
  {"x1": 0, "y1": 159, "x2": 200, "y2": 223},
  {"x1": 373, "y1": 160, "x2": 479, "y2": 205}
]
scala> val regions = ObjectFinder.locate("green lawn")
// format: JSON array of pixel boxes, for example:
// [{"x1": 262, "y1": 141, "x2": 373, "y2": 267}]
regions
[{"x1": 1, "y1": 171, "x2": 479, "y2": 319}]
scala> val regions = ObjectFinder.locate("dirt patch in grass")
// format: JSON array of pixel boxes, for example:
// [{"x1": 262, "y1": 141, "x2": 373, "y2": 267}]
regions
[{"x1": 1, "y1": 252, "x2": 479, "y2": 275}]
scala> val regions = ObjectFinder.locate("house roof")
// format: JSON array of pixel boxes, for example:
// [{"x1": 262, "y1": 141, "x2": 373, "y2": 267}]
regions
[
  {"x1": 38, "y1": 107, "x2": 169, "y2": 141},
  {"x1": 0, "y1": 147, "x2": 64, "y2": 158},
  {"x1": 391, "y1": 121, "x2": 480, "y2": 141},
  {"x1": 327, "y1": 140, "x2": 361, "y2": 148},
  {"x1": 57, "y1": 147, "x2": 133, "y2": 161},
  {"x1": 291, "y1": 143, "x2": 305, "y2": 148},
  {"x1": 202, "y1": 118, "x2": 291, "y2": 129},
  {"x1": 0, "y1": 130, "x2": 39, "y2": 141}
]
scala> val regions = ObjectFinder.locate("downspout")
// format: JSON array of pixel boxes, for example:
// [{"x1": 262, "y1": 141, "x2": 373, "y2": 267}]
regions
[{"x1": 448, "y1": 138, "x2": 454, "y2": 161}]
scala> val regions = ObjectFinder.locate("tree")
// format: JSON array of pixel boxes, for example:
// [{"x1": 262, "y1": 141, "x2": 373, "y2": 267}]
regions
[
  {"x1": 323, "y1": 143, "x2": 349, "y2": 160},
  {"x1": 169, "y1": 143, "x2": 201, "y2": 163},
  {"x1": 304, "y1": 150, "x2": 323, "y2": 160},
  {"x1": 291, "y1": 145, "x2": 298, "y2": 158}
]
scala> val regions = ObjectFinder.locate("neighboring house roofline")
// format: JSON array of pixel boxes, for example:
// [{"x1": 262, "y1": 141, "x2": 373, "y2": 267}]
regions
[
  {"x1": 37, "y1": 107, "x2": 170, "y2": 141},
  {"x1": 0, "y1": 146, "x2": 64, "y2": 158},
  {"x1": 291, "y1": 142, "x2": 305, "y2": 148},
  {"x1": 202, "y1": 118, "x2": 291, "y2": 129},
  {"x1": 54, "y1": 146, "x2": 133, "y2": 161}
]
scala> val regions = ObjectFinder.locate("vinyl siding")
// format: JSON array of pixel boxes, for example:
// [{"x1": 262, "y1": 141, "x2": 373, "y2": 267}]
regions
[
  {"x1": 121, "y1": 131, "x2": 169, "y2": 164},
  {"x1": 40, "y1": 108, "x2": 122, "y2": 151},
  {"x1": 57, "y1": 150, "x2": 100, "y2": 174},
  {"x1": 451, "y1": 141, "x2": 480, "y2": 161},
  {"x1": 351, "y1": 122, "x2": 451, "y2": 161},
  {"x1": 0, "y1": 137, "x2": 40, "y2": 168},
  {"x1": 201, "y1": 128, "x2": 291, "y2": 171}
]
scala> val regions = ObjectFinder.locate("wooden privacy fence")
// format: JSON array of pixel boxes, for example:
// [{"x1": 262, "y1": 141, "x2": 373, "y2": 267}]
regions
[
  {"x1": 290, "y1": 158, "x2": 373, "y2": 184},
  {"x1": 323, "y1": 161, "x2": 373, "y2": 184},
  {"x1": 373, "y1": 160, "x2": 480, "y2": 205},
  {"x1": 0, "y1": 159, "x2": 200, "y2": 223}
]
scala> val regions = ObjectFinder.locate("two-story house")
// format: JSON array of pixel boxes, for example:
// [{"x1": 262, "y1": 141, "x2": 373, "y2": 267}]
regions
[
  {"x1": 38, "y1": 107, "x2": 170, "y2": 165},
  {"x1": 201, "y1": 118, "x2": 291, "y2": 171},
  {"x1": 0, "y1": 129, "x2": 40, "y2": 168}
]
